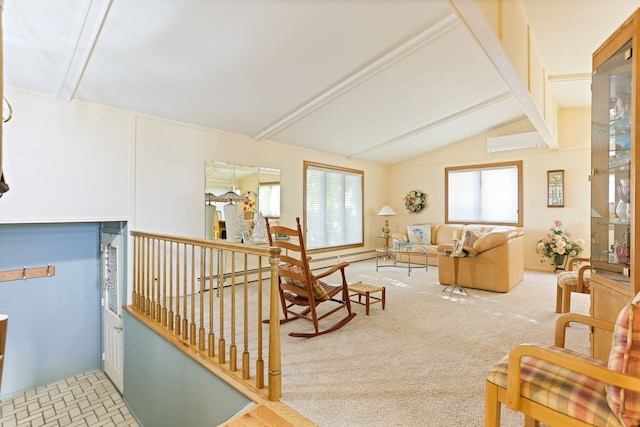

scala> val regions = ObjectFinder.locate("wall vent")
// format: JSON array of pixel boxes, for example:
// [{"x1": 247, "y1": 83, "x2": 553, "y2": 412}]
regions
[{"x1": 486, "y1": 131, "x2": 546, "y2": 153}]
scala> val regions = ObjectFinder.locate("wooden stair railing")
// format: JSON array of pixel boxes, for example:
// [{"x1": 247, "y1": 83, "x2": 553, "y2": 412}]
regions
[{"x1": 128, "y1": 231, "x2": 282, "y2": 402}]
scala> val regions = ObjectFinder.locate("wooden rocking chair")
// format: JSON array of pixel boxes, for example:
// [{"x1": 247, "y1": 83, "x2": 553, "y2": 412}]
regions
[{"x1": 265, "y1": 217, "x2": 356, "y2": 338}]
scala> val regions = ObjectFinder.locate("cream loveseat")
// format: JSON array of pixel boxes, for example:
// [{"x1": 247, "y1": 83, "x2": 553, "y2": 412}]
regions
[{"x1": 390, "y1": 223, "x2": 525, "y2": 293}]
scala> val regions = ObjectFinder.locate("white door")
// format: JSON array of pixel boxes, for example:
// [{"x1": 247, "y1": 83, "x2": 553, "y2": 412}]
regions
[{"x1": 101, "y1": 232, "x2": 123, "y2": 392}]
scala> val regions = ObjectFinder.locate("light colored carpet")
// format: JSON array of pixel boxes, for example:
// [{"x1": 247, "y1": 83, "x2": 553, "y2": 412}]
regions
[{"x1": 277, "y1": 259, "x2": 590, "y2": 427}]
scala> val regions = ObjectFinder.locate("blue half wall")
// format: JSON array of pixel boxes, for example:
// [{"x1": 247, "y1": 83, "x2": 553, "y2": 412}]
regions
[{"x1": 0, "y1": 223, "x2": 101, "y2": 397}]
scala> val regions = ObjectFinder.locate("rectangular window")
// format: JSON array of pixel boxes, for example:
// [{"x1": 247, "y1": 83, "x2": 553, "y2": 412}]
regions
[
  {"x1": 446, "y1": 161, "x2": 522, "y2": 226},
  {"x1": 259, "y1": 182, "x2": 280, "y2": 218},
  {"x1": 304, "y1": 161, "x2": 364, "y2": 251}
]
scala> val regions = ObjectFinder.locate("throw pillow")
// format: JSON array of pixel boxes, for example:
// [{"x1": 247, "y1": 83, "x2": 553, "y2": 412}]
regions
[
  {"x1": 466, "y1": 227, "x2": 489, "y2": 247},
  {"x1": 278, "y1": 264, "x2": 329, "y2": 301},
  {"x1": 407, "y1": 225, "x2": 431, "y2": 244},
  {"x1": 606, "y1": 299, "x2": 640, "y2": 425}
]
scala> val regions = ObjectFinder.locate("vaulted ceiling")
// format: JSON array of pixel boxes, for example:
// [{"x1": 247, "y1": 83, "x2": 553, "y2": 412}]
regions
[{"x1": 3, "y1": 0, "x2": 639, "y2": 165}]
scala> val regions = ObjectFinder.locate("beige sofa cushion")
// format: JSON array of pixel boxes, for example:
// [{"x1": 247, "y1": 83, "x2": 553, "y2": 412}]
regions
[
  {"x1": 473, "y1": 232, "x2": 508, "y2": 253},
  {"x1": 462, "y1": 225, "x2": 492, "y2": 246},
  {"x1": 434, "y1": 224, "x2": 465, "y2": 244}
]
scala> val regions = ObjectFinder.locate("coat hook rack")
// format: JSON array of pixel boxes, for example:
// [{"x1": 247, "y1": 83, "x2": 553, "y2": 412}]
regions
[{"x1": 0, "y1": 265, "x2": 56, "y2": 283}]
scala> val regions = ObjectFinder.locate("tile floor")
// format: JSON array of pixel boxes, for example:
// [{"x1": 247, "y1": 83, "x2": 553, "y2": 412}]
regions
[{"x1": 0, "y1": 370, "x2": 138, "y2": 427}]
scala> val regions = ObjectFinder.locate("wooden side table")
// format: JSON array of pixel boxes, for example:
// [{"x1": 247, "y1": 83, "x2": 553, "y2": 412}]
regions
[{"x1": 348, "y1": 282, "x2": 386, "y2": 315}]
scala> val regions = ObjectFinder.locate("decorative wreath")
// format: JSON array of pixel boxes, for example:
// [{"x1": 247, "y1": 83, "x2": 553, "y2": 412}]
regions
[{"x1": 404, "y1": 190, "x2": 427, "y2": 214}]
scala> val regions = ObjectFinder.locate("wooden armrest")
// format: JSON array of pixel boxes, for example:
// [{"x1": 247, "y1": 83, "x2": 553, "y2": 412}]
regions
[
  {"x1": 568, "y1": 257, "x2": 590, "y2": 271},
  {"x1": 576, "y1": 265, "x2": 591, "y2": 292},
  {"x1": 506, "y1": 344, "x2": 640, "y2": 411},
  {"x1": 314, "y1": 261, "x2": 350, "y2": 279},
  {"x1": 554, "y1": 313, "x2": 614, "y2": 347}
]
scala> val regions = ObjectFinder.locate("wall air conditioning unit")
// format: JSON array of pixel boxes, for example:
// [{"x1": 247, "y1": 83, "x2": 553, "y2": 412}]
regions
[{"x1": 486, "y1": 131, "x2": 546, "y2": 153}]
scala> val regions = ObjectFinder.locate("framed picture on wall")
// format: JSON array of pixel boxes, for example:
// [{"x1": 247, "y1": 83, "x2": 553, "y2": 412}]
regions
[{"x1": 547, "y1": 170, "x2": 564, "y2": 207}]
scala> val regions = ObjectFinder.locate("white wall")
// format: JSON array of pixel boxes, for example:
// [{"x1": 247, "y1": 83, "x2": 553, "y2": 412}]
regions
[
  {"x1": 389, "y1": 107, "x2": 591, "y2": 271},
  {"x1": 1, "y1": 89, "x2": 130, "y2": 222},
  {"x1": 0, "y1": 89, "x2": 390, "y2": 258}
]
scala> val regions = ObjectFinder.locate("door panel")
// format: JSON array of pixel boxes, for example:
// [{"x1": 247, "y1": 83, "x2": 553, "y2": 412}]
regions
[{"x1": 102, "y1": 232, "x2": 123, "y2": 392}]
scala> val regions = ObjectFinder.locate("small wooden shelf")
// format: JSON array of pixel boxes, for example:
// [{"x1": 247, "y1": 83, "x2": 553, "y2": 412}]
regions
[{"x1": 0, "y1": 265, "x2": 56, "y2": 283}]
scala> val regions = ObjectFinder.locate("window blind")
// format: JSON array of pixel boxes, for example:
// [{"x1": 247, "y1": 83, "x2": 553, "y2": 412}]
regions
[
  {"x1": 447, "y1": 163, "x2": 519, "y2": 224},
  {"x1": 305, "y1": 164, "x2": 363, "y2": 250}
]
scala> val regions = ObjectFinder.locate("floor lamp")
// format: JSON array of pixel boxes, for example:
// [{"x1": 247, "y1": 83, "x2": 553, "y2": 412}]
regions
[{"x1": 211, "y1": 191, "x2": 249, "y2": 242}]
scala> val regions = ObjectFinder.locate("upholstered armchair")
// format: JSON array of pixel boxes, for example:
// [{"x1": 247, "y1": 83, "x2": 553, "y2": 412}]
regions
[{"x1": 485, "y1": 297, "x2": 640, "y2": 426}]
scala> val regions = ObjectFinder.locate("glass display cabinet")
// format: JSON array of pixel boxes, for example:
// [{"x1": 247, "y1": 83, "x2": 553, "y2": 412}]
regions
[{"x1": 590, "y1": 10, "x2": 640, "y2": 361}]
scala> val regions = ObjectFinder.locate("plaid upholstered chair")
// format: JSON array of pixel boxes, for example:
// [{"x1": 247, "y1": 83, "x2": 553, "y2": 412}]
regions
[{"x1": 485, "y1": 297, "x2": 640, "y2": 426}]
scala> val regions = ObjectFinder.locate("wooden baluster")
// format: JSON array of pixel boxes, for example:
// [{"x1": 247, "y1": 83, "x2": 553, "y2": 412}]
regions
[
  {"x1": 255, "y1": 256, "x2": 264, "y2": 389},
  {"x1": 132, "y1": 236, "x2": 139, "y2": 309},
  {"x1": 242, "y1": 253, "x2": 250, "y2": 380},
  {"x1": 229, "y1": 253, "x2": 239, "y2": 372},
  {"x1": 162, "y1": 240, "x2": 167, "y2": 327},
  {"x1": 154, "y1": 239, "x2": 162, "y2": 323},
  {"x1": 242, "y1": 255, "x2": 251, "y2": 380},
  {"x1": 174, "y1": 243, "x2": 181, "y2": 336},
  {"x1": 150, "y1": 238, "x2": 156, "y2": 320},
  {"x1": 168, "y1": 242, "x2": 174, "y2": 332},
  {"x1": 190, "y1": 245, "x2": 196, "y2": 346},
  {"x1": 208, "y1": 248, "x2": 215, "y2": 358},
  {"x1": 218, "y1": 249, "x2": 226, "y2": 364},
  {"x1": 198, "y1": 246, "x2": 206, "y2": 351},
  {"x1": 182, "y1": 244, "x2": 188, "y2": 341},
  {"x1": 145, "y1": 237, "x2": 151, "y2": 316}
]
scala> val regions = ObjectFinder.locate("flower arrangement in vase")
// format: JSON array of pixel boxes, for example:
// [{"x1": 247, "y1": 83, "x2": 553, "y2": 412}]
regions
[{"x1": 536, "y1": 220, "x2": 584, "y2": 269}]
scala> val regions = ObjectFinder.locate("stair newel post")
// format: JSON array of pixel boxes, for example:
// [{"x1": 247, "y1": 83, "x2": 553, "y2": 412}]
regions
[{"x1": 268, "y1": 247, "x2": 282, "y2": 401}]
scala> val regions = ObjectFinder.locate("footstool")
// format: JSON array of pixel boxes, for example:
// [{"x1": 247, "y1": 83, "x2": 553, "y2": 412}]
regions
[{"x1": 348, "y1": 282, "x2": 386, "y2": 315}]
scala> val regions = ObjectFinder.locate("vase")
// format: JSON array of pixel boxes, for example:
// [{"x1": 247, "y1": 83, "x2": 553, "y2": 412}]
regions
[
  {"x1": 553, "y1": 254, "x2": 567, "y2": 272},
  {"x1": 616, "y1": 199, "x2": 630, "y2": 222}
]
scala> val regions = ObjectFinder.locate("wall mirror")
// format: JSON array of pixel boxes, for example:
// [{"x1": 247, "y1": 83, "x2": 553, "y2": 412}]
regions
[
  {"x1": 547, "y1": 170, "x2": 564, "y2": 207},
  {"x1": 205, "y1": 161, "x2": 280, "y2": 239}
]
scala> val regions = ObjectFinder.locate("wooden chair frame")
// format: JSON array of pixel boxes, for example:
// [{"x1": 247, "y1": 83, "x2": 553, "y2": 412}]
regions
[
  {"x1": 555, "y1": 257, "x2": 591, "y2": 313},
  {"x1": 485, "y1": 313, "x2": 640, "y2": 426},
  {"x1": 265, "y1": 217, "x2": 356, "y2": 338}
]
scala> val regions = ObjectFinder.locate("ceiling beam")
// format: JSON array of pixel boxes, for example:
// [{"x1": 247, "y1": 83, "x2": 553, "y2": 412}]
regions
[
  {"x1": 450, "y1": 0, "x2": 558, "y2": 150},
  {"x1": 347, "y1": 91, "x2": 513, "y2": 159},
  {"x1": 254, "y1": 13, "x2": 461, "y2": 141},
  {"x1": 57, "y1": 0, "x2": 112, "y2": 101}
]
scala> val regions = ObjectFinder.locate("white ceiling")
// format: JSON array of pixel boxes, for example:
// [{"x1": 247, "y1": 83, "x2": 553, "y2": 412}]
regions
[{"x1": 3, "y1": 0, "x2": 640, "y2": 165}]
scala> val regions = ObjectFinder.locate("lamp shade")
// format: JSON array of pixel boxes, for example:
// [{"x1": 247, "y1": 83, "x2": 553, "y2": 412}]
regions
[
  {"x1": 377, "y1": 206, "x2": 396, "y2": 216},
  {"x1": 210, "y1": 191, "x2": 249, "y2": 204}
]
